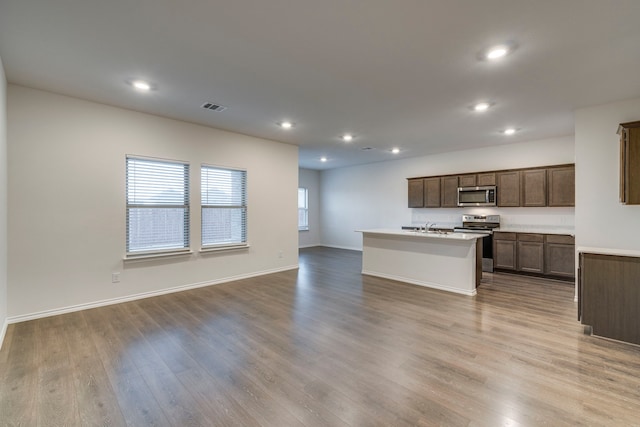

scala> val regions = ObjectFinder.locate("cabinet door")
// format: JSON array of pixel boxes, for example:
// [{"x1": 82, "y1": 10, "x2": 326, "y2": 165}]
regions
[
  {"x1": 580, "y1": 253, "x2": 640, "y2": 345},
  {"x1": 521, "y1": 169, "x2": 547, "y2": 207},
  {"x1": 618, "y1": 121, "x2": 640, "y2": 204},
  {"x1": 477, "y1": 173, "x2": 496, "y2": 186},
  {"x1": 496, "y1": 171, "x2": 521, "y2": 207},
  {"x1": 548, "y1": 166, "x2": 575, "y2": 207},
  {"x1": 494, "y1": 239, "x2": 517, "y2": 270},
  {"x1": 458, "y1": 174, "x2": 476, "y2": 187},
  {"x1": 517, "y1": 239, "x2": 545, "y2": 273},
  {"x1": 620, "y1": 129, "x2": 628, "y2": 203},
  {"x1": 441, "y1": 176, "x2": 459, "y2": 207},
  {"x1": 424, "y1": 177, "x2": 441, "y2": 207},
  {"x1": 408, "y1": 179, "x2": 424, "y2": 208},
  {"x1": 626, "y1": 125, "x2": 640, "y2": 204},
  {"x1": 545, "y1": 242, "x2": 575, "y2": 278}
]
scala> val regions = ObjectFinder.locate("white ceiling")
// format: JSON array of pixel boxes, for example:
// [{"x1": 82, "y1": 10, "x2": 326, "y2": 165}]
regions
[{"x1": 1, "y1": 0, "x2": 640, "y2": 170}]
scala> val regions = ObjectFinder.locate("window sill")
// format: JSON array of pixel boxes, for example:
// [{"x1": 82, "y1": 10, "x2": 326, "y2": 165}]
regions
[
  {"x1": 124, "y1": 250, "x2": 193, "y2": 262},
  {"x1": 200, "y1": 244, "x2": 250, "y2": 253},
  {"x1": 298, "y1": 228, "x2": 309, "y2": 232}
]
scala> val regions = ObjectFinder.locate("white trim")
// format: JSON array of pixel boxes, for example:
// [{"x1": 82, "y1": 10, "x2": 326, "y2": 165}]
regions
[
  {"x1": 578, "y1": 247, "x2": 640, "y2": 258},
  {"x1": 0, "y1": 319, "x2": 8, "y2": 351},
  {"x1": 362, "y1": 270, "x2": 477, "y2": 297},
  {"x1": 201, "y1": 161, "x2": 246, "y2": 173},
  {"x1": 126, "y1": 153, "x2": 190, "y2": 165},
  {"x1": 200, "y1": 244, "x2": 249, "y2": 253},
  {"x1": 124, "y1": 250, "x2": 193, "y2": 262},
  {"x1": 7, "y1": 265, "x2": 299, "y2": 324},
  {"x1": 298, "y1": 244, "x2": 322, "y2": 249},
  {"x1": 320, "y1": 244, "x2": 362, "y2": 252}
]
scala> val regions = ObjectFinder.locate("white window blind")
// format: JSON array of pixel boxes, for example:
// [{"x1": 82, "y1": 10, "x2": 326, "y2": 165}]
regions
[
  {"x1": 126, "y1": 156, "x2": 190, "y2": 255},
  {"x1": 201, "y1": 165, "x2": 247, "y2": 248},
  {"x1": 298, "y1": 188, "x2": 309, "y2": 231}
]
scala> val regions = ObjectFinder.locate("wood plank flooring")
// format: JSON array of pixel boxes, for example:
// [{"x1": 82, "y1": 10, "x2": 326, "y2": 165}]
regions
[{"x1": 2, "y1": 246, "x2": 640, "y2": 426}]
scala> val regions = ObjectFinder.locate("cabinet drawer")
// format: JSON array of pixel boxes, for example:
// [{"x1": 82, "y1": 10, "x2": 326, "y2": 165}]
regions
[
  {"x1": 493, "y1": 232, "x2": 516, "y2": 241},
  {"x1": 545, "y1": 234, "x2": 575, "y2": 244},
  {"x1": 517, "y1": 233, "x2": 544, "y2": 242}
]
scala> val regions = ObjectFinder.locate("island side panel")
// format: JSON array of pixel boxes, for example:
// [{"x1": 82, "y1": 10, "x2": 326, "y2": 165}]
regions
[{"x1": 361, "y1": 233, "x2": 478, "y2": 296}]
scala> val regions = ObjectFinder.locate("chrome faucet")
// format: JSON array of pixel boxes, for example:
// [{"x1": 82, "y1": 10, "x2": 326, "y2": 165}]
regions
[{"x1": 425, "y1": 222, "x2": 436, "y2": 232}]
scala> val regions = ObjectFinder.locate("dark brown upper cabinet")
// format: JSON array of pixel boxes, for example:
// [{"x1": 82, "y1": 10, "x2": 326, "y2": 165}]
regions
[
  {"x1": 458, "y1": 174, "x2": 476, "y2": 187},
  {"x1": 424, "y1": 177, "x2": 441, "y2": 208},
  {"x1": 441, "y1": 176, "x2": 459, "y2": 207},
  {"x1": 618, "y1": 121, "x2": 640, "y2": 204},
  {"x1": 408, "y1": 164, "x2": 573, "y2": 208},
  {"x1": 521, "y1": 168, "x2": 547, "y2": 207},
  {"x1": 497, "y1": 171, "x2": 521, "y2": 207},
  {"x1": 407, "y1": 179, "x2": 424, "y2": 208},
  {"x1": 548, "y1": 166, "x2": 575, "y2": 207},
  {"x1": 477, "y1": 173, "x2": 496, "y2": 186},
  {"x1": 458, "y1": 173, "x2": 496, "y2": 187}
]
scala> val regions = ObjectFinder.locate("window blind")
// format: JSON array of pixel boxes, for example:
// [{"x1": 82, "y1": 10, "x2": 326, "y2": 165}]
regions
[
  {"x1": 126, "y1": 156, "x2": 190, "y2": 254},
  {"x1": 298, "y1": 187, "x2": 308, "y2": 230},
  {"x1": 201, "y1": 165, "x2": 247, "y2": 247}
]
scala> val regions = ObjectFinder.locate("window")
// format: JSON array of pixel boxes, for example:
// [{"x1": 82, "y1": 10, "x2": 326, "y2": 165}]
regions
[
  {"x1": 126, "y1": 156, "x2": 190, "y2": 255},
  {"x1": 201, "y1": 165, "x2": 247, "y2": 248},
  {"x1": 298, "y1": 187, "x2": 309, "y2": 231}
]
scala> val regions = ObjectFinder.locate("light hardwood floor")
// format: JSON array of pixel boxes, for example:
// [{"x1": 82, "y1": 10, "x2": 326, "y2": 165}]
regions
[{"x1": 1, "y1": 247, "x2": 640, "y2": 426}]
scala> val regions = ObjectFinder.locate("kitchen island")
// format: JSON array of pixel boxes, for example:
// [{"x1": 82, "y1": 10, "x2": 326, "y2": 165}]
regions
[{"x1": 357, "y1": 229, "x2": 483, "y2": 296}]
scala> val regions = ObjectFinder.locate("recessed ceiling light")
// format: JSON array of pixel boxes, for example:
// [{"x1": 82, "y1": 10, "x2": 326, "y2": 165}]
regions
[
  {"x1": 473, "y1": 102, "x2": 491, "y2": 112},
  {"x1": 279, "y1": 121, "x2": 294, "y2": 129},
  {"x1": 341, "y1": 134, "x2": 354, "y2": 142},
  {"x1": 131, "y1": 80, "x2": 152, "y2": 92},
  {"x1": 391, "y1": 148, "x2": 400, "y2": 154},
  {"x1": 503, "y1": 128, "x2": 517, "y2": 135},
  {"x1": 479, "y1": 42, "x2": 517, "y2": 62},
  {"x1": 486, "y1": 45, "x2": 509, "y2": 60},
  {"x1": 320, "y1": 157, "x2": 328, "y2": 162}
]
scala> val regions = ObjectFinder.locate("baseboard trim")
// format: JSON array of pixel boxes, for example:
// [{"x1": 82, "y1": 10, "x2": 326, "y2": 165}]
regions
[
  {"x1": 0, "y1": 318, "x2": 8, "y2": 351},
  {"x1": 362, "y1": 270, "x2": 477, "y2": 296},
  {"x1": 319, "y1": 244, "x2": 362, "y2": 252},
  {"x1": 298, "y1": 244, "x2": 321, "y2": 249},
  {"x1": 7, "y1": 264, "x2": 299, "y2": 324}
]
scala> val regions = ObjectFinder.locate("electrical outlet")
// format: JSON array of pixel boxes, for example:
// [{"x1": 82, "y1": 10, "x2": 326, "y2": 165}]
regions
[
  {"x1": 278, "y1": 250, "x2": 283, "y2": 258},
  {"x1": 111, "y1": 272, "x2": 120, "y2": 283}
]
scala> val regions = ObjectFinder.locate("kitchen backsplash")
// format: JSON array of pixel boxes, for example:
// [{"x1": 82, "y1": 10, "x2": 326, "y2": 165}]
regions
[{"x1": 410, "y1": 207, "x2": 575, "y2": 232}]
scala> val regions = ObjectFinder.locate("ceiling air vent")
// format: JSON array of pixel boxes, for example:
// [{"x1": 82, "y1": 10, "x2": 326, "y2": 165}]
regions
[{"x1": 201, "y1": 102, "x2": 227, "y2": 112}]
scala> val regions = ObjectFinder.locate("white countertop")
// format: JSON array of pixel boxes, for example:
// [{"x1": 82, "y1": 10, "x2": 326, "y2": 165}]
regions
[
  {"x1": 357, "y1": 228, "x2": 483, "y2": 241},
  {"x1": 495, "y1": 226, "x2": 575, "y2": 236}
]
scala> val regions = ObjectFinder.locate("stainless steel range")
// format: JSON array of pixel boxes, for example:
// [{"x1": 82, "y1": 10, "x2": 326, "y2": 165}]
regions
[{"x1": 453, "y1": 214, "x2": 500, "y2": 272}]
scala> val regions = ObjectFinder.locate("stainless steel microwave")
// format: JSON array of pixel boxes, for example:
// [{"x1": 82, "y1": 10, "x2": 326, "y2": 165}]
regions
[{"x1": 457, "y1": 186, "x2": 497, "y2": 206}]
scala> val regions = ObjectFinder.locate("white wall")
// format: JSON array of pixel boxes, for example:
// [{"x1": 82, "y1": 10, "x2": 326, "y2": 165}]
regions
[
  {"x1": 321, "y1": 136, "x2": 575, "y2": 250},
  {"x1": 7, "y1": 85, "x2": 299, "y2": 319},
  {"x1": 0, "y1": 56, "x2": 8, "y2": 346},
  {"x1": 298, "y1": 168, "x2": 321, "y2": 248},
  {"x1": 575, "y1": 96, "x2": 640, "y2": 251}
]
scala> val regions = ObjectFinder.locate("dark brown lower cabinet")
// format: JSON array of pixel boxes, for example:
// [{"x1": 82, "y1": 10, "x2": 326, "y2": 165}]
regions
[
  {"x1": 517, "y1": 234, "x2": 544, "y2": 273},
  {"x1": 545, "y1": 235, "x2": 576, "y2": 278},
  {"x1": 579, "y1": 252, "x2": 640, "y2": 345},
  {"x1": 494, "y1": 232, "x2": 575, "y2": 280},
  {"x1": 493, "y1": 232, "x2": 517, "y2": 270}
]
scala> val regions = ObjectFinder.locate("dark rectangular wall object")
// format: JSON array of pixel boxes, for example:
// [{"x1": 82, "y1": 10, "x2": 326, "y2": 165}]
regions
[{"x1": 580, "y1": 252, "x2": 640, "y2": 345}]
